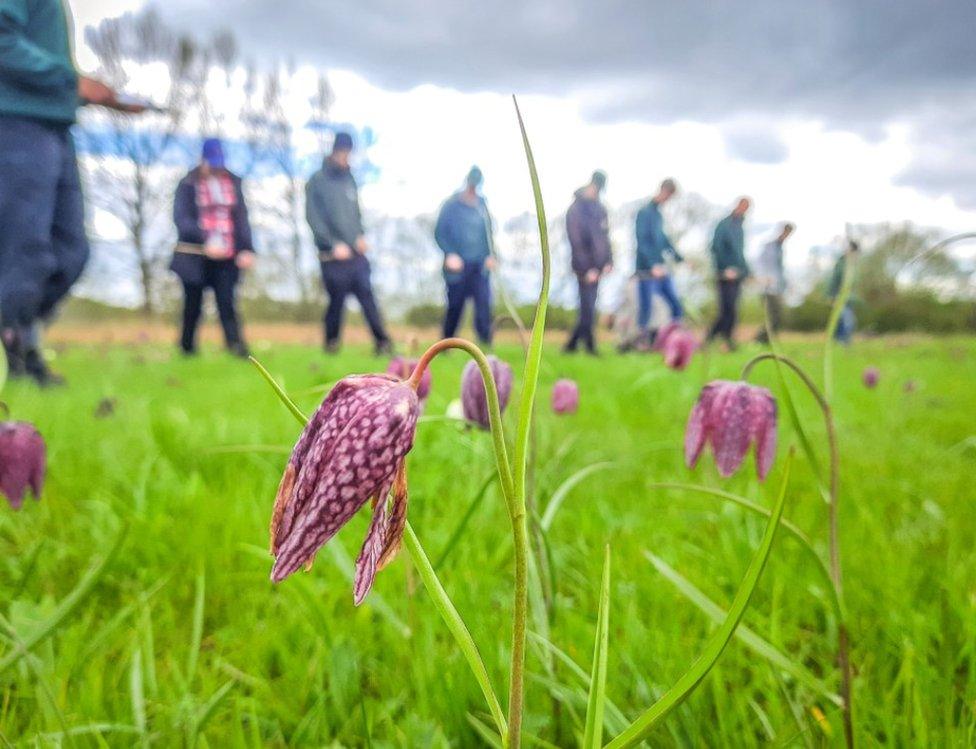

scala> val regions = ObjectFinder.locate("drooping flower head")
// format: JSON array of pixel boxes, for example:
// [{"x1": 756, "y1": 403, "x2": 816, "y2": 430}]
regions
[
  {"x1": 862, "y1": 366, "x2": 880, "y2": 389},
  {"x1": 551, "y1": 379, "x2": 579, "y2": 415},
  {"x1": 662, "y1": 329, "x2": 699, "y2": 371},
  {"x1": 387, "y1": 356, "x2": 432, "y2": 401},
  {"x1": 0, "y1": 422, "x2": 46, "y2": 510},
  {"x1": 270, "y1": 374, "x2": 420, "y2": 604},
  {"x1": 461, "y1": 356, "x2": 513, "y2": 429},
  {"x1": 652, "y1": 321, "x2": 683, "y2": 352},
  {"x1": 685, "y1": 380, "x2": 777, "y2": 481}
]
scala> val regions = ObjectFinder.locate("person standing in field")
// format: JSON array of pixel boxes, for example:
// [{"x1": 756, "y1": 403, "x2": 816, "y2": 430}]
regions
[
  {"x1": 706, "y1": 197, "x2": 751, "y2": 351},
  {"x1": 306, "y1": 132, "x2": 392, "y2": 355},
  {"x1": 434, "y1": 166, "x2": 495, "y2": 345},
  {"x1": 754, "y1": 222, "x2": 795, "y2": 344},
  {"x1": 170, "y1": 139, "x2": 256, "y2": 358},
  {"x1": 829, "y1": 238, "x2": 860, "y2": 344},
  {"x1": 634, "y1": 178, "x2": 683, "y2": 346},
  {"x1": 0, "y1": 0, "x2": 144, "y2": 385},
  {"x1": 564, "y1": 170, "x2": 612, "y2": 355}
]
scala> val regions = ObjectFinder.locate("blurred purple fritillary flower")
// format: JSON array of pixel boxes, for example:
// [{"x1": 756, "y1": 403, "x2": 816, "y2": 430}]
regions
[
  {"x1": 685, "y1": 380, "x2": 778, "y2": 481},
  {"x1": 551, "y1": 379, "x2": 579, "y2": 415},
  {"x1": 652, "y1": 321, "x2": 682, "y2": 352},
  {"x1": 0, "y1": 422, "x2": 46, "y2": 510},
  {"x1": 461, "y1": 357, "x2": 513, "y2": 429},
  {"x1": 270, "y1": 374, "x2": 420, "y2": 604},
  {"x1": 862, "y1": 367, "x2": 880, "y2": 389},
  {"x1": 387, "y1": 356, "x2": 432, "y2": 401},
  {"x1": 662, "y1": 329, "x2": 699, "y2": 371}
]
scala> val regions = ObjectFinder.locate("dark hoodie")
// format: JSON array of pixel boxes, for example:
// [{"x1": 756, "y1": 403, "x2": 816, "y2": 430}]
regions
[
  {"x1": 305, "y1": 157, "x2": 364, "y2": 256},
  {"x1": 566, "y1": 188, "x2": 612, "y2": 274}
]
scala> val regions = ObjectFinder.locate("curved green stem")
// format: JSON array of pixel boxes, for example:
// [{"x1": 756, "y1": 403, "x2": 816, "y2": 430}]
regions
[{"x1": 742, "y1": 352, "x2": 854, "y2": 747}]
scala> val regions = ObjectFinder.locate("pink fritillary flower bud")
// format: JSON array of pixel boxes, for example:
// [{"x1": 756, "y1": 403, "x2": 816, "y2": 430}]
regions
[
  {"x1": 387, "y1": 356, "x2": 432, "y2": 401},
  {"x1": 652, "y1": 320, "x2": 683, "y2": 352},
  {"x1": 0, "y1": 422, "x2": 46, "y2": 510},
  {"x1": 662, "y1": 329, "x2": 699, "y2": 371},
  {"x1": 551, "y1": 379, "x2": 579, "y2": 415},
  {"x1": 461, "y1": 356, "x2": 513, "y2": 429},
  {"x1": 862, "y1": 367, "x2": 880, "y2": 389},
  {"x1": 270, "y1": 374, "x2": 420, "y2": 605},
  {"x1": 685, "y1": 380, "x2": 778, "y2": 481}
]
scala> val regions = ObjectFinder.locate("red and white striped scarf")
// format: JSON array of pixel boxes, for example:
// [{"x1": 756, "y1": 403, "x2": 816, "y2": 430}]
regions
[{"x1": 196, "y1": 172, "x2": 237, "y2": 258}]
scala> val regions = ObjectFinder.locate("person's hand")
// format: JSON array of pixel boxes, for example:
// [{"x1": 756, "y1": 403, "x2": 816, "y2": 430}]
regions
[
  {"x1": 485, "y1": 256, "x2": 496, "y2": 271},
  {"x1": 333, "y1": 242, "x2": 352, "y2": 261},
  {"x1": 585, "y1": 268, "x2": 600, "y2": 284},
  {"x1": 235, "y1": 251, "x2": 255, "y2": 270},
  {"x1": 355, "y1": 236, "x2": 368, "y2": 254},
  {"x1": 445, "y1": 253, "x2": 464, "y2": 272},
  {"x1": 722, "y1": 268, "x2": 739, "y2": 281},
  {"x1": 651, "y1": 264, "x2": 667, "y2": 279},
  {"x1": 78, "y1": 77, "x2": 117, "y2": 107},
  {"x1": 602, "y1": 264, "x2": 613, "y2": 276}
]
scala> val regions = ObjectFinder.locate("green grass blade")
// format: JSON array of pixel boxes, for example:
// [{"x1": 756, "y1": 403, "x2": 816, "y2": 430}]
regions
[
  {"x1": 540, "y1": 462, "x2": 616, "y2": 532},
  {"x1": 583, "y1": 545, "x2": 612, "y2": 749},
  {"x1": 185, "y1": 567, "x2": 206, "y2": 687},
  {"x1": 249, "y1": 356, "x2": 309, "y2": 426},
  {"x1": 129, "y1": 650, "x2": 147, "y2": 742},
  {"x1": 0, "y1": 526, "x2": 127, "y2": 674},
  {"x1": 645, "y1": 553, "x2": 842, "y2": 707},
  {"x1": 403, "y1": 522, "x2": 507, "y2": 739},
  {"x1": 467, "y1": 713, "x2": 504, "y2": 749},
  {"x1": 823, "y1": 250, "x2": 857, "y2": 400},
  {"x1": 605, "y1": 451, "x2": 794, "y2": 748},
  {"x1": 324, "y1": 541, "x2": 411, "y2": 638},
  {"x1": 434, "y1": 472, "x2": 497, "y2": 570}
]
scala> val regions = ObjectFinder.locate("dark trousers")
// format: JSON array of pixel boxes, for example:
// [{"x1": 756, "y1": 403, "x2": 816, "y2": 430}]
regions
[
  {"x1": 756, "y1": 293, "x2": 783, "y2": 343},
  {"x1": 442, "y1": 263, "x2": 492, "y2": 344},
  {"x1": 181, "y1": 260, "x2": 243, "y2": 352},
  {"x1": 321, "y1": 254, "x2": 389, "y2": 346},
  {"x1": 566, "y1": 274, "x2": 599, "y2": 352},
  {"x1": 708, "y1": 278, "x2": 743, "y2": 343},
  {"x1": 637, "y1": 275, "x2": 683, "y2": 329},
  {"x1": 0, "y1": 116, "x2": 90, "y2": 336}
]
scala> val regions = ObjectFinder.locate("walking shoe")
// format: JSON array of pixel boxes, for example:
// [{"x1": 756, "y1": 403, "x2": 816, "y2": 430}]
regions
[
  {"x1": 374, "y1": 339, "x2": 394, "y2": 356},
  {"x1": 229, "y1": 342, "x2": 251, "y2": 359},
  {"x1": 324, "y1": 340, "x2": 340, "y2": 355},
  {"x1": 1, "y1": 329, "x2": 26, "y2": 379},
  {"x1": 24, "y1": 349, "x2": 65, "y2": 387}
]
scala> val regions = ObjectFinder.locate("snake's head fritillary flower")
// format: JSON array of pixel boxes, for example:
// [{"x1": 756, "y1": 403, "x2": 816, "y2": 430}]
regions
[
  {"x1": 685, "y1": 380, "x2": 778, "y2": 481},
  {"x1": 387, "y1": 356, "x2": 432, "y2": 401},
  {"x1": 0, "y1": 422, "x2": 46, "y2": 510},
  {"x1": 662, "y1": 329, "x2": 699, "y2": 371},
  {"x1": 270, "y1": 374, "x2": 420, "y2": 605},
  {"x1": 862, "y1": 367, "x2": 880, "y2": 389},
  {"x1": 551, "y1": 379, "x2": 579, "y2": 415},
  {"x1": 652, "y1": 321, "x2": 683, "y2": 352},
  {"x1": 461, "y1": 357, "x2": 513, "y2": 429}
]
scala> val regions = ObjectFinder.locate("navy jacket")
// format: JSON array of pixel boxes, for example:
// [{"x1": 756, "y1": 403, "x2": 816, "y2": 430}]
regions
[
  {"x1": 566, "y1": 189, "x2": 612, "y2": 274},
  {"x1": 170, "y1": 167, "x2": 254, "y2": 285},
  {"x1": 635, "y1": 200, "x2": 681, "y2": 271},
  {"x1": 434, "y1": 191, "x2": 493, "y2": 267}
]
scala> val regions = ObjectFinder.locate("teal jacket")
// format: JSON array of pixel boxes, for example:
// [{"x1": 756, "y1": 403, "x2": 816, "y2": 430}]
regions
[
  {"x1": 0, "y1": 0, "x2": 78, "y2": 124},
  {"x1": 710, "y1": 215, "x2": 749, "y2": 278},
  {"x1": 635, "y1": 200, "x2": 682, "y2": 270}
]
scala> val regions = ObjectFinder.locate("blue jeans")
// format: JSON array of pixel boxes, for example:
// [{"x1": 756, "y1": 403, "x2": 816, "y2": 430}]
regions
[
  {"x1": 443, "y1": 262, "x2": 492, "y2": 344},
  {"x1": 637, "y1": 275, "x2": 683, "y2": 329},
  {"x1": 0, "y1": 116, "x2": 89, "y2": 332},
  {"x1": 835, "y1": 303, "x2": 856, "y2": 344}
]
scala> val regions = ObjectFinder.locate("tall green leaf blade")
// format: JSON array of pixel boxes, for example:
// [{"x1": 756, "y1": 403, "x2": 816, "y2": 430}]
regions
[
  {"x1": 605, "y1": 451, "x2": 794, "y2": 748},
  {"x1": 583, "y1": 546, "x2": 612, "y2": 749},
  {"x1": 249, "y1": 356, "x2": 309, "y2": 426},
  {"x1": 540, "y1": 462, "x2": 616, "y2": 532}
]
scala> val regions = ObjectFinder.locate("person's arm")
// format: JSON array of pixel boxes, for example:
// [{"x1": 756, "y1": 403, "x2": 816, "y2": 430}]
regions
[
  {"x1": 589, "y1": 206, "x2": 612, "y2": 270},
  {"x1": 710, "y1": 222, "x2": 728, "y2": 270},
  {"x1": 567, "y1": 204, "x2": 593, "y2": 270},
  {"x1": 173, "y1": 180, "x2": 205, "y2": 245},
  {"x1": 233, "y1": 178, "x2": 255, "y2": 253},
  {"x1": 305, "y1": 178, "x2": 333, "y2": 249},
  {"x1": 0, "y1": 0, "x2": 76, "y2": 90},
  {"x1": 664, "y1": 228, "x2": 683, "y2": 263},
  {"x1": 434, "y1": 202, "x2": 454, "y2": 256}
]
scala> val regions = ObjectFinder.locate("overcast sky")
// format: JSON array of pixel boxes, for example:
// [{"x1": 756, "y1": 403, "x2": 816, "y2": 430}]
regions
[{"x1": 71, "y1": 0, "x2": 976, "y2": 260}]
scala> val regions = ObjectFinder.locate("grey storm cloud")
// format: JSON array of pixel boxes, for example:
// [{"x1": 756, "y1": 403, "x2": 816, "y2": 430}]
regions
[{"x1": 157, "y1": 0, "x2": 976, "y2": 206}]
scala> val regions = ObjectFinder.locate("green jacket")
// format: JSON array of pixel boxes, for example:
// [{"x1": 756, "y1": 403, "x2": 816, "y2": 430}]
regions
[
  {"x1": 710, "y1": 214, "x2": 749, "y2": 277},
  {"x1": 0, "y1": 0, "x2": 78, "y2": 124}
]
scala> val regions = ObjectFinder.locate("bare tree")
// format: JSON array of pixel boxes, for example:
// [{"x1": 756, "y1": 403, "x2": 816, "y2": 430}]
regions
[{"x1": 78, "y1": 9, "x2": 222, "y2": 314}]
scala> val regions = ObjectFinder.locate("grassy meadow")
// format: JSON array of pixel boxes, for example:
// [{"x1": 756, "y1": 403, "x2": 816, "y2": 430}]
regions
[{"x1": 0, "y1": 330, "x2": 974, "y2": 746}]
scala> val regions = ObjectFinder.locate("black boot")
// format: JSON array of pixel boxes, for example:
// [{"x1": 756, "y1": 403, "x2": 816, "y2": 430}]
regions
[
  {"x1": 24, "y1": 348, "x2": 65, "y2": 387},
  {"x1": 229, "y1": 342, "x2": 251, "y2": 359},
  {"x1": 374, "y1": 339, "x2": 394, "y2": 357},
  {"x1": 2, "y1": 329, "x2": 26, "y2": 379}
]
